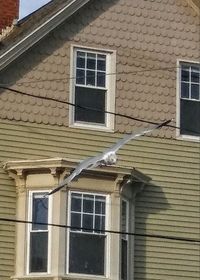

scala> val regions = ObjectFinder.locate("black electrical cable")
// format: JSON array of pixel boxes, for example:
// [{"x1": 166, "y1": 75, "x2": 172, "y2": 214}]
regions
[
  {"x1": 1, "y1": 217, "x2": 199, "y2": 243},
  {"x1": 0, "y1": 85, "x2": 199, "y2": 135},
  {"x1": 0, "y1": 65, "x2": 178, "y2": 86}
]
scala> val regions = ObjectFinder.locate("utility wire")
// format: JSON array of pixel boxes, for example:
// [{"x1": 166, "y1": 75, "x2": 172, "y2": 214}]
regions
[
  {"x1": 0, "y1": 65, "x2": 178, "y2": 86},
  {"x1": 0, "y1": 85, "x2": 173, "y2": 128},
  {"x1": 1, "y1": 85, "x2": 199, "y2": 136},
  {"x1": 1, "y1": 217, "x2": 200, "y2": 243}
]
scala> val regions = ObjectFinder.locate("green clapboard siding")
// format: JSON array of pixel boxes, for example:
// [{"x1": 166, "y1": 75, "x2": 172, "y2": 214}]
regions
[{"x1": 0, "y1": 120, "x2": 199, "y2": 279}]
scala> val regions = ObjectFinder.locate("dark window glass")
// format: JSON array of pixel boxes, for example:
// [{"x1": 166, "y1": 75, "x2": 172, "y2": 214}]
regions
[
  {"x1": 77, "y1": 52, "x2": 85, "y2": 68},
  {"x1": 191, "y1": 69, "x2": 199, "y2": 83},
  {"x1": 83, "y1": 214, "x2": 93, "y2": 232},
  {"x1": 83, "y1": 195, "x2": 94, "y2": 213},
  {"x1": 191, "y1": 84, "x2": 199, "y2": 100},
  {"x1": 71, "y1": 213, "x2": 81, "y2": 231},
  {"x1": 69, "y1": 232, "x2": 105, "y2": 275},
  {"x1": 95, "y1": 197, "x2": 105, "y2": 215},
  {"x1": 71, "y1": 193, "x2": 82, "y2": 212},
  {"x1": 76, "y1": 69, "x2": 85, "y2": 85},
  {"x1": 87, "y1": 53, "x2": 96, "y2": 69},
  {"x1": 30, "y1": 232, "x2": 48, "y2": 273},
  {"x1": 181, "y1": 68, "x2": 189, "y2": 82},
  {"x1": 94, "y1": 215, "x2": 105, "y2": 232},
  {"x1": 97, "y1": 55, "x2": 106, "y2": 71},
  {"x1": 121, "y1": 239, "x2": 128, "y2": 280},
  {"x1": 97, "y1": 72, "x2": 106, "y2": 87},
  {"x1": 75, "y1": 87, "x2": 105, "y2": 124},
  {"x1": 180, "y1": 99, "x2": 200, "y2": 136},
  {"x1": 86, "y1": 70, "x2": 95, "y2": 86},
  {"x1": 181, "y1": 82, "x2": 189, "y2": 99},
  {"x1": 32, "y1": 195, "x2": 48, "y2": 230}
]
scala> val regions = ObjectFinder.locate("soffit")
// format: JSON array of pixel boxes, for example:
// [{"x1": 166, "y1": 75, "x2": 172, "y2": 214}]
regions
[{"x1": 4, "y1": 157, "x2": 151, "y2": 191}]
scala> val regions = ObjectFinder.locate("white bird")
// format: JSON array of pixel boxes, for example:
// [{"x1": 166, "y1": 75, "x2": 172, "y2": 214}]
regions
[{"x1": 48, "y1": 119, "x2": 171, "y2": 196}]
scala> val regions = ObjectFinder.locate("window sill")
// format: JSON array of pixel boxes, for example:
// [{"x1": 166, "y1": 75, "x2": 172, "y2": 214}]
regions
[
  {"x1": 177, "y1": 134, "x2": 200, "y2": 142},
  {"x1": 69, "y1": 122, "x2": 114, "y2": 133},
  {"x1": 11, "y1": 275, "x2": 54, "y2": 280},
  {"x1": 62, "y1": 274, "x2": 108, "y2": 280},
  {"x1": 11, "y1": 275, "x2": 108, "y2": 280}
]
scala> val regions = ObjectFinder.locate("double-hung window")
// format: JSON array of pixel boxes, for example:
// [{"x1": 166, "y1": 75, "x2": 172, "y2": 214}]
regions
[
  {"x1": 179, "y1": 62, "x2": 200, "y2": 137},
  {"x1": 27, "y1": 191, "x2": 51, "y2": 274},
  {"x1": 68, "y1": 192, "x2": 107, "y2": 276},
  {"x1": 70, "y1": 47, "x2": 116, "y2": 130}
]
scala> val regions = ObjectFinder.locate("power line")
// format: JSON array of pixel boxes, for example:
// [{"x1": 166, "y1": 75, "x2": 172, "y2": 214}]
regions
[
  {"x1": 1, "y1": 217, "x2": 199, "y2": 243},
  {"x1": 0, "y1": 65, "x2": 178, "y2": 86},
  {"x1": 0, "y1": 85, "x2": 173, "y2": 128},
  {"x1": 1, "y1": 85, "x2": 199, "y2": 136}
]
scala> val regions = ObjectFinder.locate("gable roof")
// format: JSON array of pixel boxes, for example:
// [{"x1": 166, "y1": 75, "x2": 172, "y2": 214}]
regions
[
  {"x1": 0, "y1": 0, "x2": 199, "y2": 73},
  {"x1": 0, "y1": 0, "x2": 91, "y2": 71}
]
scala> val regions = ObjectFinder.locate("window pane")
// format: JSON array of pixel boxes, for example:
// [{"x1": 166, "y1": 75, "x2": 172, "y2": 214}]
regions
[
  {"x1": 94, "y1": 215, "x2": 105, "y2": 232},
  {"x1": 121, "y1": 239, "x2": 128, "y2": 280},
  {"x1": 95, "y1": 197, "x2": 105, "y2": 215},
  {"x1": 181, "y1": 68, "x2": 189, "y2": 82},
  {"x1": 97, "y1": 72, "x2": 106, "y2": 87},
  {"x1": 180, "y1": 99, "x2": 200, "y2": 136},
  {"x1": 71, "y1": 213, "x2": 81, "y2": 231},
  {"x1": 30, "y1": 232, "x2": 48, "y2": 273},
  {"x1": 83, "y1": 214, "x2": 93, "y2": 231},
  {"x1": 77, "y1": 52, "x2": 85, "y2": 68},
  {"x1": 83, "y1": 195, "x2": 94, "y2": 213},
  {"x1": 191, "y1": 69, "x2": 199, "y2": 83},
  {"x1": 76, "y1": 69, "x2": 85, "y2": 85},
  {"x1": 75, "y1": 87, "x2": 106, "y2": 124},
  {"x1": 181, "y1": 82, "x2": 189, "y2": 99},
  {"x1": 69, "y1": 232, "x2": 105, "y2": 275},
  {"x1": 122, "y1": 200, "x2": 127, "y2": 233},
  {"x1": 97, "y1": 55, "x2": 106, "y2": 71},
  {"x1": 191, "y1": 84, "x2": 199, "y2": 100},
  {"x1": 71, "y1": 193, "x2": 82, "y2": 212},
  {"x1": 32, "y1": 194, "x2": 48, "y2": 230},
  {"x1": 86, "y1": 70, "x2": 95, "y2": 86},
  {"x1": 87, "y1": 53, "x2": 96, "y2": 69}
]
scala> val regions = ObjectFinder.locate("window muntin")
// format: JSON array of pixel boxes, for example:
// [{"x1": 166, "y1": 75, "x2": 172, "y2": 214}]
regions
[
  {"x1": 179, "y1": 63, "x2": 200, "y2": 137},
  {"x1": 28, "y1": 192, "x2": 50, "y2": 274},
  {"x1": 68, "y1": 192, "x2": 107, "y2": 276},
  {"x1": 121, "y1": 199, "x2": 129, "y2": 280}
]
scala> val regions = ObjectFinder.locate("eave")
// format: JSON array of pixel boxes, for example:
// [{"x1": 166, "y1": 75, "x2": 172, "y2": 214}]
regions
[{"x1": 0, "y1": 0, "x2": 91, "y2": 72}]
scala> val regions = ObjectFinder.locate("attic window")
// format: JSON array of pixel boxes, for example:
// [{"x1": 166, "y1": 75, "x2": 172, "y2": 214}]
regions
[{"x1": 70, "y1": 46, "x2": 116, "y2": 131}]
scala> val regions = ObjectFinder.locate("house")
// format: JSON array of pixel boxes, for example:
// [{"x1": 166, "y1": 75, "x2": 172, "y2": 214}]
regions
[{"x1": 0, "y1": 0, "x2": 199, "y2": 279}]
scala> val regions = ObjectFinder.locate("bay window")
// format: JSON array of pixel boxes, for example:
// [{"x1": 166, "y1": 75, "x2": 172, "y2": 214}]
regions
[{"x1": 4, "y1": 158, "x2": 148, "y2": 280}]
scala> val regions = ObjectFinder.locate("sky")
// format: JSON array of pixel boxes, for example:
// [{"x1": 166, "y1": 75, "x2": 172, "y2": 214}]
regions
[{"x1": 19, "y1": 0, "x2": 52, "y2": 19}]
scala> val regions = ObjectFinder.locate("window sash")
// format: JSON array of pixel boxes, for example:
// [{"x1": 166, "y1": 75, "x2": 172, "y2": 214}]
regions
[
  {"x1": 67, "y1": 191, "x2": 108, "y2": 276},
  {"x1": 27, "y1": 191, "x2": 51, "y2": 274},
  {"x1": 179, "y1": 62, "x2": 200, "y2": 137},
  {"x1": 73, "y1": 48, "x2": 110, "y2": 126}
]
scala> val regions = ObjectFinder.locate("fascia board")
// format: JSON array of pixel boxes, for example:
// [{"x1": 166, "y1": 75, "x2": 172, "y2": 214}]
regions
[{"x1": 0, "y1": 0, "x2": 91, "y2": 71}]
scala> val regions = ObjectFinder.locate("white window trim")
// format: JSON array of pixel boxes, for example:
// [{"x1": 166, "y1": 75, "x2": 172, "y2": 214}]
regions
[
  {"x1": 69, "y1": 44, "x2": 116, "y2": 132},
  {"x1": 66, "y1": 190, "x2": 110, "y2": 278},
  {"x1": 176, "y1": 59, "x2": 200, "y2": 142},
  {"x1": 26, "y1": 190, "x2": 52, "y2": 275},
  {"x1": 121, "y1": 198, "x2": 129, "y2": 280}
]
